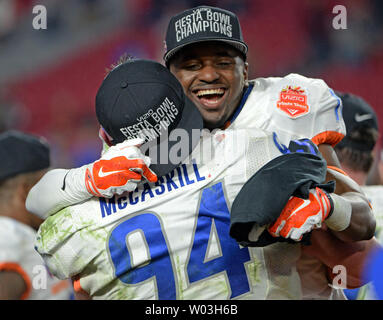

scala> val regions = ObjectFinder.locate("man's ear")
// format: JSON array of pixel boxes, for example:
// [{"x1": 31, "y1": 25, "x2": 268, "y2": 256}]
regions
[
  {"x1": 242, "y1": 62, "x2": 249, "y2": 88},
  {"x1": 243, "y1": 62, "x2": 249, "y2": 81},
  {"x1": 98, "y1": 126, "x2": 113, "y2": 147}
]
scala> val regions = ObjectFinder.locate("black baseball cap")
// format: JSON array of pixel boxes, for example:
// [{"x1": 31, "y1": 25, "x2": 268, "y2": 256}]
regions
[
  {"x1": 0, "y1": 130, "x2": 50, "y2": 181},
  {"x1": 336, "y1": 92, "x2": 379, "y2": 151},
  {"x1": 95, "y1": 59, "x2": 204, "y2": 177},
  {"x1": 163, "y1": 5, "x2": 248, "y2": 64}
]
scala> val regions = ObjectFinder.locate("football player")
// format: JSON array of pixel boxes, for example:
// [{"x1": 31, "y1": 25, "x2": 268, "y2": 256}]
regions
[{"x1": 0, "y1": 131, "x2": 72, "y2": 300}]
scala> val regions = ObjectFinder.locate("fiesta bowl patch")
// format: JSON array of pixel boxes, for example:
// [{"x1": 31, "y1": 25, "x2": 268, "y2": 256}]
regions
[{"x1": 277, "y1": 86, "x2": 309, "y2": 118}]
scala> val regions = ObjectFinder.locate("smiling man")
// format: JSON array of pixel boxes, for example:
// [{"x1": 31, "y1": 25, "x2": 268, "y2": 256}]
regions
[
  {"x1": 169, "y1": 42, "x2": 248, "y2": 130},
  {"x1": 164, "y1": 6, "x2": 377, "y2": 299},
  {"x1": 163, "y1": 6, "x2": 374, "y2": 245}
]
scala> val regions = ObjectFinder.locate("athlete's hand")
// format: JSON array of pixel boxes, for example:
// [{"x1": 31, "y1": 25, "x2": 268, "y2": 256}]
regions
[
  {"x1": 85, "y1": 138, "x2": 157, "y2": 198},
  {"x1": 268, "y1": 187, "x2": 333, "y2": 241}
]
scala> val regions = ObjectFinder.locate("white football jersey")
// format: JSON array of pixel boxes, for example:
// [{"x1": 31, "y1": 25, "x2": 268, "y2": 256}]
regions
[
  {"x1": 35, "y1": 73, "x2": 346, "y2": 300},
  {"x1": 0, "y1": 217, "x2": 72, "y2": 300},
  {"x1": 231, "y1": 74, "x2": 346, "y2": 300}
]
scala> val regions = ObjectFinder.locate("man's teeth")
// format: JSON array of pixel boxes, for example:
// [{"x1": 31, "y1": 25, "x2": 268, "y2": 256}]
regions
[{"x1": 196, "y1": 88, "x2": 225, "y2": 97}]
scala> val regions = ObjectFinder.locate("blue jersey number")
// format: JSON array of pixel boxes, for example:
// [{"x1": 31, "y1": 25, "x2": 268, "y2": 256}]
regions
[
  {"x1": 107, "y1": 182, "x2": 251, "y2": 299},
  {"x1": 108, "y1": 213, "x2": 177, "y2": 299},
  {"x1": 187, "y1": 182, "x2": 251, "y2": 298}
]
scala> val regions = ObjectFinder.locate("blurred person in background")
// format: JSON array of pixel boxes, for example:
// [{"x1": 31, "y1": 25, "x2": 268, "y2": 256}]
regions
[
  {"x1": 334, "y1": 92, "x2": 380, "y2": 187},
  {"x1": 0, "y1": 130, "x2": 72, "y2": 300},
  {"x1": 333, "y1": 92, "x2": 383, "y2": 299}
]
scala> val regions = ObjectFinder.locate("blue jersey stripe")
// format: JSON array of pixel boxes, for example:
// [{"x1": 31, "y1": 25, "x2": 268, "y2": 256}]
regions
[
  {"x1": 228, "y1": 82, "x2": 254, "y2": 125},
  {"x1": 329, "y1": 88, "x2": 342, "y2": 122}
]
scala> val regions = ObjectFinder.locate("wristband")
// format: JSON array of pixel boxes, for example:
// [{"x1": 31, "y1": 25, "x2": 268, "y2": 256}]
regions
[
  {"x1": 64, "y1": 165, "x2": 95, "y2": 200},
  {"x1": 325, "y1": 193, "x2": 352, "y2": 231}
]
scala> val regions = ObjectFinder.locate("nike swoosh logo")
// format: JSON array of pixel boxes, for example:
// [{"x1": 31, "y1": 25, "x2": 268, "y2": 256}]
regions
[
  {"x1": 286, "y1": 198, "x2": 312, "y2": 221},
  {"x1": 98, "y1": 167, "x2": 125, "y2": 178},
  {"x1": 355, "y1": 113, "x2": 373, "y2": 122}
]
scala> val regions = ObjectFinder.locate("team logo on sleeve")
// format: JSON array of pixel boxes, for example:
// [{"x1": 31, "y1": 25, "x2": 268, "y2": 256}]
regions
[{"x1": 277, "y1": 86, "x2": 309, "y2": 118}]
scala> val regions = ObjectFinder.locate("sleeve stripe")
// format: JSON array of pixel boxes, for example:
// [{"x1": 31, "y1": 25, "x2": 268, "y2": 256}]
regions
[
  {"x1": 329, "y1": 88, "x2": 342, "y2": 122},
  {"x1": 72, "y1": 275, "x2": 90, "y2": 296},
  {"x1": 311, "y1": 131, "x2": 345, "y2": 148},
  {"x1": 0, "y1": 262, "x2": 32, "y2": 300}
]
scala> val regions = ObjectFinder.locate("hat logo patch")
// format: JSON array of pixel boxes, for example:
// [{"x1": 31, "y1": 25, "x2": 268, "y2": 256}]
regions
[
  {"x1": 354, "y1": 113, "x2": 373, "y2": 122},
  {"x1": 174, "y1": 8, "x2": 232, "y2": 43},
  {"x1": 137, "y1": 109, "x2": 154, "y2": 122},
  {"x1": 277, "y1": 86, "x2": 309, "y2": 118}
]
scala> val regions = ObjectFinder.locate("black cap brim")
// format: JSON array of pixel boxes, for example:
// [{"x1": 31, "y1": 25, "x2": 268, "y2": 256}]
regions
[
  {"x1": 164, "y1": 38, "x2": 248, "y2": 63},
  {"x1": 140, "y1": 95, "x2": 203, "y2": 177}
]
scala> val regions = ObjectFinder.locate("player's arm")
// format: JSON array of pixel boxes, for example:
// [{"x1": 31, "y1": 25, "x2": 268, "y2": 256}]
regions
[
  {"x1": 314, "y1": 87, "x2": 375, "y2": 241},
  {"x1": 0, "y1": 271, "x2": 28, "y2": 299},
  {"x1": 268, "y1": 144, "x2": 375, "y2": 242},
  {"x1": 319, "y1": 143, "x2": 376, "y2": 242},
  {"x1": 269, "y1": 84, "x2": 375, "y2": 242},
  {"x1": 26, "y1": 139, "x2": 157, "y2": 219}
]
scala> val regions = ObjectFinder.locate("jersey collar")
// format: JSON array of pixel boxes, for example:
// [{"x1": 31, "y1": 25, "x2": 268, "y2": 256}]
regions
[{"x1": 223, "y1": 82, "x2": 254, "y2": 129}]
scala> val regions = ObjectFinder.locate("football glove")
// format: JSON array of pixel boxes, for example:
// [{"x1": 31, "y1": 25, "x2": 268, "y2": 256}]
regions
[
  {"x1": 268, "y1": 187, "x2": 333, "y2": 241},
  {"x1": 84, "y1": 138, "x2": 157, "y2": 197}
]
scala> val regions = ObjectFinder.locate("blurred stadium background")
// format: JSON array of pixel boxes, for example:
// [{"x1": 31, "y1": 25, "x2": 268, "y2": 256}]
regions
[{"x1": 0, "y1": 0, "x2": 382, "y2": 168}]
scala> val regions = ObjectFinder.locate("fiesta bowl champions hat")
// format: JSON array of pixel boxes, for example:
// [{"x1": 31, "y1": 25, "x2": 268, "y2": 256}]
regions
[
  {"x1": 163, "y1": 5, "x2": 248, "y2": 64},
  {"x1": 336, "y1": 91, "x2": 379, "y2": 152},
  {"x1": 0, "y1": 130, "x2": 50, "y2": 181},
  {"x1": 96, "y1": 59, "x2": 204, "y2": 177}
]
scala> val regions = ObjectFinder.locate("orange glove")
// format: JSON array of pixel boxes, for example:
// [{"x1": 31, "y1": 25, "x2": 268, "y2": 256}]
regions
[
  {"x1": 85, "y1": 139, "x2": 157, "y2": 197},
  {"x1": 268, "y1": 187, "x2": 333, "y2": 241}
]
